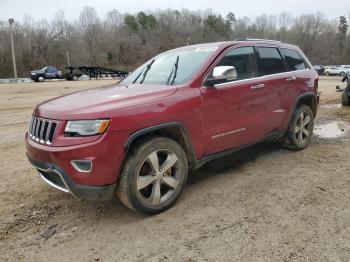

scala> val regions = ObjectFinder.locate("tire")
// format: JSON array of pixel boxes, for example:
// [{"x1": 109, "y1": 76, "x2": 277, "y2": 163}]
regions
[
  {"x1": 116, "y1": 137, "x2": 188, "y2": 214},
  {"x1": 287, "y1": 105, "x2": 314, "y2": 150},
  {"x1": 72, "y1": 75, "x2": 78, "y2": 81},
  {"x1": 342, "y1": 87, "x2": 350, "y2": 106},
  {"x1": 340, "y1": 71, "x2": 346, "y2": 77},
  {"x1": 325, "y1": 71, "x2": 330, "y2": 76}
]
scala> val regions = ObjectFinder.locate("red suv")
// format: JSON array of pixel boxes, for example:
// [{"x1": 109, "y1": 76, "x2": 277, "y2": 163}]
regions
[{"x1": 26, "y1": 39, "x2": 319, "y2": 214}]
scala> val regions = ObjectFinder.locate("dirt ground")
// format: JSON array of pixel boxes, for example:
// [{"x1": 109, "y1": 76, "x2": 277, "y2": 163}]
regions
[{"x1": 0, "y1": 77, "x2": 349, "y2": 262}]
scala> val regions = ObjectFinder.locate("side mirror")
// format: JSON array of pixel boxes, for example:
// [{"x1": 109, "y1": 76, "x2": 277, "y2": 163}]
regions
[{"x1": 204, "y1": 66, "x2": 237, "y2": 87}]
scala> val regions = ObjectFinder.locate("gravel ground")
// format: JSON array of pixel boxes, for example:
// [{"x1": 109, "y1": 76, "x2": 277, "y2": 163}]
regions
[{"x1": 0, "y1": 77, "x2": 349, "y2": 262}]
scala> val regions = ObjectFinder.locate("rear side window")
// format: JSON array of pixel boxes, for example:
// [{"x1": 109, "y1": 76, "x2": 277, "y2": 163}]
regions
[
  {"x1": 281, "y1": 48, "x2": 307, "y2": 71},
  {"x1": 258, "y1": 47, "x2": 285, "y2": 75},
  {"x1": 216, "y1": 46, "x2": 258, "y2": 81}
]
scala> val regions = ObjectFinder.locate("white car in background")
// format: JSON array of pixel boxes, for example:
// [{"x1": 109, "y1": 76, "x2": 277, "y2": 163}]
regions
[{"x1": 324, "y1": 65, "x2": 350, "y2": 76}]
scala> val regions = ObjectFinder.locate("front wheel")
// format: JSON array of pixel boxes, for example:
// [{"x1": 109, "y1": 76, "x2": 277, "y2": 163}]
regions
[
  {"x1": 37, "y1": 76, "x2": 45, "y2": 82},
  {"x1": 287, "y1": 105, "x2": 314, "y2": 150},
  {"x1": 116, "y1": 137, "x2": 188, "y2": 214}
]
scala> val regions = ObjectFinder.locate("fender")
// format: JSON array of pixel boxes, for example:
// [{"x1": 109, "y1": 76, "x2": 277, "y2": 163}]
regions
[
  {"x1": 124, "y1": 122, "x2": 197, "y2": 166},
  {"x1": 286, "y1": 92, "x2": 318, "y2": 126}
]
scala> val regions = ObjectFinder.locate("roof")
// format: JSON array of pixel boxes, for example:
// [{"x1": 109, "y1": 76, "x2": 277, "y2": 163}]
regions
[{"x1": 185, "y1": 39, "x2": 296, "y2": 49}]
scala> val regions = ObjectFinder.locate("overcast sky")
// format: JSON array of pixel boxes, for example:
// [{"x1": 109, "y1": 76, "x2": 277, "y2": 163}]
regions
[{"x1": 1, "y1": 0, "x2": 349, "y2": 22}]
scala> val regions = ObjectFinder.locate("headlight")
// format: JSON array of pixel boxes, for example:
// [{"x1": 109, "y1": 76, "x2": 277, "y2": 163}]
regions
[{"x1": 64, "y1": 119, "x2": 110, "y2": 136}]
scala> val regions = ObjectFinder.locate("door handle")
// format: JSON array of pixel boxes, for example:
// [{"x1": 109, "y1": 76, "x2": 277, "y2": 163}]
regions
[
  {"x1": 250, "y1": 83, "x2": 265, "y2": 90},
  {"x1": 286, "y1": 76, "x2": 297, "y2": 82}
]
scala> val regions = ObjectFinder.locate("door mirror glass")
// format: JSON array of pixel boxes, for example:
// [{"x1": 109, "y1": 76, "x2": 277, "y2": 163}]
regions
[{"x1": 205, "y1": 66, "x2": 237, "y2": 86}]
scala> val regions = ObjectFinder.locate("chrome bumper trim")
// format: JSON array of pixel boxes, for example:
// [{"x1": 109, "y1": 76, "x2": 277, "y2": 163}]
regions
[
  {"x1": 29, "y1": 161, "x2": 73, "y2": 195},
  {"x1": 38, "y1": 170, "x2": 69, "y2": 193}
]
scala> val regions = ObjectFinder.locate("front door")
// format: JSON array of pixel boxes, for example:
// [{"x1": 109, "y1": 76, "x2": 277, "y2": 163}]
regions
[{"x1": 200, "y1": 46, "x2": 269, "y2": 155}]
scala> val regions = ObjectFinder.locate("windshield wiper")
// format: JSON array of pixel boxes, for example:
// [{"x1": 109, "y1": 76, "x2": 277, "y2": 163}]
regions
[
  {"x1": 166, "y1": 56, "x2": 179, "y2": 86},
  {"x1": 140, "y1": 59, "x2": 155, "y2": 84},
  {"x1": 133, "y1": 59, "x2": 155, "y2": 84}
]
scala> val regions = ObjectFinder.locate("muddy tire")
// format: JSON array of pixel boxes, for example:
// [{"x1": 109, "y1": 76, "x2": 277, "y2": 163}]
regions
[
  {"x1": 287, "y1": 105, "x2": 314, "y2": 150},
  {"x1": 116, "y1": 137, "x2": 188, "y2": 214},
  {"x1": 342, "y1": 87, "x2": 350, "y2": 106}
]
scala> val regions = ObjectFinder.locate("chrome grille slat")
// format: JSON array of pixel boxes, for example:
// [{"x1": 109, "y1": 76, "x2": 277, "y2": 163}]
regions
[
  {"x1": 35, "y1": 119, "x2": 41, "y2": 142},
  {"x1": 32, "y1": 118, "x2": 37, "y2": 138},
  {"x1": 39, "y1": 120, "x2": 46, "y2": 142},
  {"x1": 29, "y1": 117, "x2": 34, "y2": 133},
  {"x1": 45, "y1": 121, "x2": 52, "y2": 142},
  {"x1": 35, "y1": 119, "x2": 40, "y2": 139},
  {"x1": 28, "y1": 116, "x2": 57, "y2": 145}
]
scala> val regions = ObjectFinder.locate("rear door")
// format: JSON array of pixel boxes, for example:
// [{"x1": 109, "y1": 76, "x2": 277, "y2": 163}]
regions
[
  {"x1": 200, "y1": 46, "x2": 270, "y2": 154},
  {"x1": 255, "y1": 46, "x2": 289, "y2": 132},
  {"x1": 280, "y1": 48, "x2": 311, "y2": 127}
]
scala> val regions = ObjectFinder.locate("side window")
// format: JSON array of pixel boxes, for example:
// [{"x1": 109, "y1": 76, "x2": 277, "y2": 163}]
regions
[
  {"x1": 281, "y1": 48, "x2": 307, "y2": 71},
  {"x1": 216, "y1": 46, "x2": 258, "y2": 82},
  {"x1": 258, "y1": 47, "x2": 285, "y2": 75}
]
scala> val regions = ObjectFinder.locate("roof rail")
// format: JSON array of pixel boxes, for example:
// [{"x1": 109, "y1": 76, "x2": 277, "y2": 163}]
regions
[{"x1": 234, "y1": 38, "x2": 282, "y2": 43}]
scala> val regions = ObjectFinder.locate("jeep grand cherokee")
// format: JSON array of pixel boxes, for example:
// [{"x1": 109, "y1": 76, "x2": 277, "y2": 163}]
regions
[{"x1": 26, "y1": 39, "x2": 319, "y2": 214}]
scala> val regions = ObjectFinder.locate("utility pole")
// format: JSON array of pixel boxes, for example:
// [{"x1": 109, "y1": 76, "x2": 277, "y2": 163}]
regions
[
  {"x1": 9, "y1": 18, "x2": 18, "y2": 81},
  {"x1": 66, "y1": 50, "x2": 70, "y2": 66}
]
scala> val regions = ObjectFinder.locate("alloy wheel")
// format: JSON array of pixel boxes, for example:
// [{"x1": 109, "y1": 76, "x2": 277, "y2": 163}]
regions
[
  {"x1": 136, "y1": 149, "x2": 181, "y2": 205},
  {"x1": 294, "y1": 111, "x2": 311, "y2": 146}
]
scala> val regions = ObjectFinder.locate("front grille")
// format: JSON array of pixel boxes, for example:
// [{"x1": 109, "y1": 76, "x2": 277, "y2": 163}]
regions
[{"x1": 28, "y1": 116, "x2": 57, "y2": 145}]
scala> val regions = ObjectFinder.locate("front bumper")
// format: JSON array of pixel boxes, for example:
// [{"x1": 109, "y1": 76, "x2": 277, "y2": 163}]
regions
[
  {"x1": 27, "y1": 155, "x2": 116, "y2": 200},
  {"x1": 25, "y1": 131, "x2": 125, "y2": 186}
]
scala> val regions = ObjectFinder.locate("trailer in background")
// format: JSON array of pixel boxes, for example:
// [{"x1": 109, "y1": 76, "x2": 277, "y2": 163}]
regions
[{"x1": 64, "y1": 66, "x2": 129, "y2": 81}]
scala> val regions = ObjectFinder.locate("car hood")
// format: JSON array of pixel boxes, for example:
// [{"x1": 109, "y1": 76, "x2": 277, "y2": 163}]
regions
[
  {"x1": 31, "y1": 69, "x2": 45, "y2": 74},
  {"x1": 35, "y1": 83, "x2": 178, "y2": 120}
]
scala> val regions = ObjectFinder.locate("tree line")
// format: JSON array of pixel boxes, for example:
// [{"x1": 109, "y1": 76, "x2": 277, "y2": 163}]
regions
[{"x1": 0, "y1": 7, "x2": 349, "y2": 78}]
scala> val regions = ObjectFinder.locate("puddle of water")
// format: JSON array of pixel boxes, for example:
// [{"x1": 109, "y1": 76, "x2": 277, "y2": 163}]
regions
[
  {"x1": 320, "y1": 103, "x2": 342, "y2": 109},
  {"x1": 314, "y1": 121, "x2": 350, "y2": 139}
]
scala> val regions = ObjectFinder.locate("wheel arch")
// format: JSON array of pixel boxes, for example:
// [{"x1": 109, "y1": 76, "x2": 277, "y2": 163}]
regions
[
  {"x1": 286, "y1": 92, "x2": 317, "y2": 129},
  {"x1": 294, "y1": 92, "x2": 318, "y2": 117},
  {"x1": 124, "y1": 122, "x2": 197, "y2": 168}
]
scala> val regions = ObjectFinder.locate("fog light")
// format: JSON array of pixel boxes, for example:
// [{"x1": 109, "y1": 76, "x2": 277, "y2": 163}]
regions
[{"x1": 71, "y1": 160, "x2": 92, "y2": 172}]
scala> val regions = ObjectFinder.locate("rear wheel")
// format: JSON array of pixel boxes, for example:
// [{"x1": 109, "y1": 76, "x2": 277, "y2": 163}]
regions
[
  {"x1": 116, "y1": 137, "x2": 188, "y2": 214},
  {"x1": 287, "y1": 105, "x2": 314, "y2": 150},
  {"x1": 325, "y1": 71, "x2": 330, "y2": 76}
]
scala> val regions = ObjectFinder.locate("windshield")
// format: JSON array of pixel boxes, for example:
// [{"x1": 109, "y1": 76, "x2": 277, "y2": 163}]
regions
[{"x1": 122, "y1": 47, "x2": 216, "y2": 85}]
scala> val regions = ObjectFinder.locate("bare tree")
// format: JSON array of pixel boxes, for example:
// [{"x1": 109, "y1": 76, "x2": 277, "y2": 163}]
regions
[
  {"x1": 79, "y1": 6, "x2": 101, "y2": 64},
  {"x1": 0, "y1": 9, "x2": 349, "y2": 78}
]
